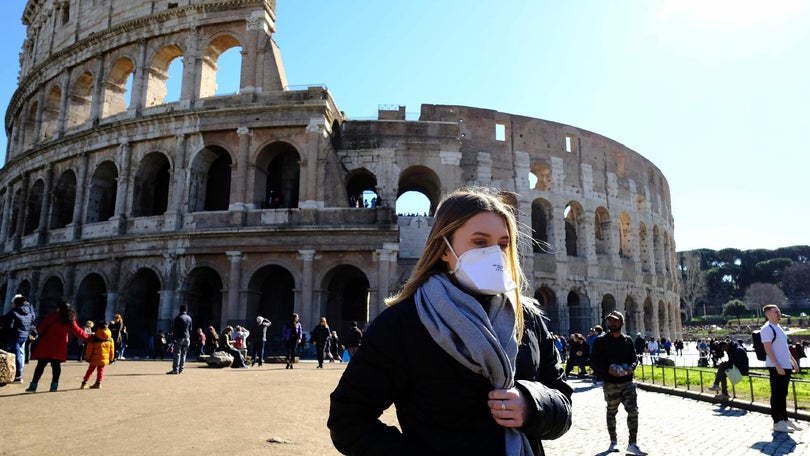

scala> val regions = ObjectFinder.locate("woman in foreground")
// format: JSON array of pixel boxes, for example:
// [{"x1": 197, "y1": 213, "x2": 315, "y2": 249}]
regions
[{"x1": 328, "y1": 188, "x2": 572, "y2": 455}]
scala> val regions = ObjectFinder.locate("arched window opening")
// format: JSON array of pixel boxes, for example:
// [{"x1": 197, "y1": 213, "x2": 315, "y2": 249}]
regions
[
  {"x1": 201, "y1": 35, "x2": 242, "y2": 98},
  {"x1": 619, "y1": 212, "x2": 632, "y2": 258},
  {"x1": 23, "y1": 102, "x2": 38, "y2": 151},
  {"x1": 41, "y1": 86, "x2": 62, "y2": 140},
  {"x1": 396, "y1": 191, "x2": 430, "y2": 216},
  {"x1": 146, "y1": 46, "x2": 184, "y2": 107},
  {"x1": 133, "y1": 153, "x2": 171, "y2": 217},
  {"x1": 50, "y1": 171, "x2": 77, "y2": 229},
  {"x1": 564, "y1": 203, "x2": 581, "y2": 257},
  {"x1": 397, "y1": 166, "x2": 441, "y2": 216},
  {"x1": 639, "y1": 223, "x2": 650, "y2": 272},
  {"x1": 86, "y1": 161, "x2": 118, "y2": 223},
  {"x1": 595, "y1": 207, "x2": 611, "y2": 255},
  {"x1": 346, "y1": 169, "x2": 378, "y2": 208},
  {"x1": 66, "y1": 72, "x2": 94, "y2": 129},
  {"x1": 103, "y1": 58, "x2": 135, "y2": 117},
  {"x1": 23, "y1": 180, "x2": 45, "y2": 235},
  {"x1": 255, "y1": 142, "x2": 300, "y2": 209},
  {"x1": 531, "y1": 199, "x2": 552, "y2": 253},
  {"x1": 189, "y1": 146, "x2": 232, "y2": 212}
]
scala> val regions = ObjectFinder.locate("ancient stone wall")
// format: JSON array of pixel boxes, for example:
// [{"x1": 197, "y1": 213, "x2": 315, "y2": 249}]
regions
[{"x1": 0, "y1": 1, "x2": 680, "y2": 355}]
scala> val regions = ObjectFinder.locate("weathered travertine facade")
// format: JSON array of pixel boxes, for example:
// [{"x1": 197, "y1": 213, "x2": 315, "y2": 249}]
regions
[{"x1": 0, "y1": 0, "x2": 680, "y2": 353}]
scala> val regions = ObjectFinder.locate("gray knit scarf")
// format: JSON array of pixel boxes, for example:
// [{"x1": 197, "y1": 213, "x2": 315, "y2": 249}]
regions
[{"x1": 415, "y1": 273, "x2": 533, "y2": 456}]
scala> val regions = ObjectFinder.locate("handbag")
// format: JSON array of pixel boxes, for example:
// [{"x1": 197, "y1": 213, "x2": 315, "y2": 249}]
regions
[{"x1": 727, "y1": 365, "x2": 743, "y2": 385}]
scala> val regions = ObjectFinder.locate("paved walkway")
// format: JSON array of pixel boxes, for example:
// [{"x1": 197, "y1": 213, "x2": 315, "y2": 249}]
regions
[{"x1": 1, "y1": 360, "x2": 807, "y2": 455}]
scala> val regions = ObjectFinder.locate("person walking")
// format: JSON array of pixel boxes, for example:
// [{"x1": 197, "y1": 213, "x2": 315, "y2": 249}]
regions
[
  {"x1": 328, "y1": 330, "x2": 342, "y2": 362},
  {"x1": 761, "y1": 304, "x2": 802, "y2": 433},
  {"x1": 311, "y1": 317, "x2": 331, "y2": 368},
  {"x1": 590, "y1": 311, "x2": 647, "y2": 455},
  {"x1": 708, "y1": 340, "x2": 749, "y2": 401},
  {"x1": 109, "y1": 314, "x2": 126, "y2": 360},
  {"x1": 77, "y1": 320, "x2": 94, "y2": 361},
  {"x1": 283, "y1": 314, "x2": 302, "y2": 369},
  {"x1": 250, "y1": 316, "x2": 271, "y2": 367},
  {"x1": 167, "y1": 305, "x2": 192, "y2": 375},
  {"x1": 1, "y1": 294, "x2": 36, "y2": 384},
  {"x1": 80, "y1": 321, "x2": 115, "y2": 389},
  {"x1": 646, "y1": 337, "x2": 659, "y2": 364},
  {"x1": 26, "y1": 300, "x2": 91, "y2": 393},
  {"x1": 328, "y1": 188, "x2": 573, "y2": 455},
  {"x1": 633, "y1": 333, "x2": 645, "y2": 365}
]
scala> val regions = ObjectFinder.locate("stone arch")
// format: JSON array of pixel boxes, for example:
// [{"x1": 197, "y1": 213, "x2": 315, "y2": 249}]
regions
[
  {"x1": 564, "y1": 201, "x2": 585, "y2": 257},
  {"x1": 181, "y1": 266, "x2": 225, "y2": 332},
  {"x1": 567, "y1": 290, "x2": 589, "y2": 335},
  {"x1": 619, "y1": 212, "x2": 632, "y2": 258},
  {"x1": 188, "y1": 146, "x2": 233, "y2": 212},
  {"x1": 50, "y1": 169, "x2": 77, "y2": 229},
  {"x1": 594, "y1": 207, "x2": 611, "y2": 255},
  {"x1": 200, "y1": 33, "x2": 243, "y2": 98},
  {"x1": 145, "y1": 44, "x2": 184, "y2": 107},
  {"x1": 531, "y1": 198, "x2": 553, "y2": 253},
  {"x1": 66, "y1": 71, "x2": 94, "y2": 129},
  {"x1": 121, "y1": 267, "x2": 162, "y2": 353},
  {"x1": 23, "y1": 179, "x2": 45, "y2": 236},
  {"x1": 75, "y1": 273, "x2": 107, "y2": 324},
  {"x1": 653, "y1": 225, "x2": 663, "y2": 273},
  {"x1": 624, "y1": 295, "x2": 639, "y2": 336},
  {"x1": 40, "y1": 275, "x2": 65, "y2": 316},
  {"x1": 103, "y1": 57, "x2": 135, "y2": 117},
  {"x1": 346, "y1": 168, "x2": 378, "y2": 208},
  {"x1": 133, "y1": 152, "x2": 171, "y2": 217},
  {"x1": 254, "y1": 142, "x2": 300, "y2": 209},
  {"x1": 16, "y1": 280, "x2": 32, "y2": 303},
  {"x1": 41, "y1": 85, "x2": 62, "y2": 140},
  {"x1": 600, "y1": 294, "x2": 617, "y2": 321},
  {"x1": 658, "y1": 299, "x2": 669, "y2": 338},
  {"x1": 245, "y1": 264, "x2": 295, "y2": 351},
  {"x1": 23, "y1": 101, "x2": 38, "y2": 150},
  {"x1": 534, "y1": 286, "x2": 558, "y2": 333},
  {"x1": 320, "y1": 265, "x2": 371, "y2": 341},
  {"x1": 8, "y1": 188, "x2": 22, "y2": 240},
  {"x1": 529, "y1": 161, "x2": 551, "y2": 191},
  {"x1": 397, "y1": 166, "x2": 441, "y2": 216},
  {"x1": 86, "y1": 161, "x2": 118, "y2": 223},
  {"x1": 639, "y1": 222, "x2": 650, "y2": 272},
  {"x1": 643, "y1": 296, "x2": 654, "y2": 336}
]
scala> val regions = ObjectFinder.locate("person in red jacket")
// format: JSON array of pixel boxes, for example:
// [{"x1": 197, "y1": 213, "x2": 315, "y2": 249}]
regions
[
  {"x1": 81, "y1": 321, "x2": 115, "y2": 389},
  {"x1": 26, "y1": 300, "x2": 91, "y2": 393}
]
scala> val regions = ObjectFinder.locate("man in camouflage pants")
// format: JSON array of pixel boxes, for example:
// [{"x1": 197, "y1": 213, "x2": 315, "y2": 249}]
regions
[{"x1": 590, "y1": 311, "x2": 647, "y2": 455}]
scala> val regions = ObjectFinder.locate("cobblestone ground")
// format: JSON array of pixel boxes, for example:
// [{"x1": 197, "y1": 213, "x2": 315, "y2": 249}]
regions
[
  {"x1": 546, "y1": 377, "x2": 809, "y2": 456},
  {"x1": 1, "y1": 359, "x2": 807, "y2": 455}
]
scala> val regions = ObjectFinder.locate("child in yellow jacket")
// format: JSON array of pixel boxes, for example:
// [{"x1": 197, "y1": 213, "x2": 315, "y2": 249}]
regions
[{"x1": 81, "y1": 321, "x2": 115, "y2": 389}]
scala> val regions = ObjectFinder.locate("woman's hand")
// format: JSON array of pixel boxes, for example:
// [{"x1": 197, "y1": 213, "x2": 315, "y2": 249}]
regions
[{"x1": 488, "y1": 387, "x2": 529, "y2": 428}]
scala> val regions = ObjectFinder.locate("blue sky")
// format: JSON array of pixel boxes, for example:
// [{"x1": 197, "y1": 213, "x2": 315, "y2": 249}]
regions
[{"x1": 1, "y1": 0, "x2": 808, "y2": 252}]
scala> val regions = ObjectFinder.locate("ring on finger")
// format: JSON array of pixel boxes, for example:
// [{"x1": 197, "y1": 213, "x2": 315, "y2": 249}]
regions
[{"x1": 500, "y1": 400, "x2": 506, "y2": 411}]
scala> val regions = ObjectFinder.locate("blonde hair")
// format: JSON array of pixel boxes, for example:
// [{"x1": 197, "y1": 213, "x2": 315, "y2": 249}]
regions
[{"x1": 386, "y1": 187, "x2": 527, "y2": 336}]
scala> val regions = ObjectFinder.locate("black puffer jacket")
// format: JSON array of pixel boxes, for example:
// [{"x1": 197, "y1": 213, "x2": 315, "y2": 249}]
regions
[{"x1": 328, "y1": 294, "x2": 572, "y2": 456}]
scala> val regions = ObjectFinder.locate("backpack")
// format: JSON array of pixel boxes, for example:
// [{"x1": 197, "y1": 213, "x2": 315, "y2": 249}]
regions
[{"x1": 752, "y1": 325, "x2": 776, "y2": 361}]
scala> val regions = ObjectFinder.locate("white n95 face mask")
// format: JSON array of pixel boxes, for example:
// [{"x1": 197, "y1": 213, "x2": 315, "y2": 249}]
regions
[{"x1": 443, "y1": 237, "x2": 517, "y2": 295}]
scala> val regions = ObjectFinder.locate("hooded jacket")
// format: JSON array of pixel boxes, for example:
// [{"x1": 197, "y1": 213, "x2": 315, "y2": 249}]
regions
[
  {"x1": 1, "y1": 303, "x2": 36, "y2": 342},
  {"x1": 84, "y1": 328, "x2": 115, "y2": 367}
]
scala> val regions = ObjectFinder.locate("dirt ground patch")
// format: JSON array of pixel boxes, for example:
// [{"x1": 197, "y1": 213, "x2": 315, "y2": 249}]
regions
[{"x1": 1, "y1": 359, "x2": 383, "y2": 456}]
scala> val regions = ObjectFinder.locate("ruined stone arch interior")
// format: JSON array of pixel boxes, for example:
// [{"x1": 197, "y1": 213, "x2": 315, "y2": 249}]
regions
[{"x1": 0, "y1": 0, "x2": 680, "y2": 355}]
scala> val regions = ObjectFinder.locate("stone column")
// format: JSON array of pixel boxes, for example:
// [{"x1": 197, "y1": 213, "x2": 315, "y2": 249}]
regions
[
  {"x1": 113, "y1": 141, "x2": 132, "y2": 234},
  {"x1": 372, "y1": 244, "x2": 399, "y2": 320},
  {"x1": 129, "y1": 38, "x2": 148, "y2": 115},
  {"x1": 300, "y1": 117, "x2": 327, "y2": 208},
  {"x1": 165, "y1": 133, "x2": 187, "y2": 231},
  {"x1": 32, "y1": 89, "x2": 46, "y2": 144},
  {"x1": 71, "y1": 152, "x2": 89, "y2": 240},
  {"x1": 160, "y1": 253, "x2": 178, "y2": 323},
  {"x1": 299, "y1": 249, "x2": 316, "y2": 327},
  {"x1": 36, "y1": 166, "x2": 54, "y2": 245},
  {"x1": 2, "y1": 273, "x2": 16, "y2": 314},
  {"x1": 225, "y1": 251, "x2": 244, "y2": 325},
  {"x1": 106, "y1": 258, "x2": 122, "y2": 321},
  {"x1": 56, "y1": 71, "x2": 71, "y2": 138},
  {"x1": 242, "y1": 12, "x2": 264, "y2": 93},
  {"x1": 230, "y1": 127, "x2": 252, "y2": 210},
  {"x1": 0, "y1": 186, "x2": 12, "y2": 248},
  {"x1": 13, "y1": 175, "x2": 29, "y2": 250},
  {"x1": 89, "y1": 54, "x2": 105, "y2": 126},
  {"x1": 64, "y1": 262, "x2": 76, "y2": 300}
]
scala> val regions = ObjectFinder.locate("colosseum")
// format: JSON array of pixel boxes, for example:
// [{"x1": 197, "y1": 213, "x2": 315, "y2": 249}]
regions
[{"x1": 0, "y1": 0, "x2": 681, "y2": 354}]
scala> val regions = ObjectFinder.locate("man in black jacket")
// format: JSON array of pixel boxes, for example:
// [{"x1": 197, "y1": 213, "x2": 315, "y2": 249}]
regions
[
  {"x1": 590, "y1": 311, "x2": 647, "y2": 455},
  {"x1": 167, "y1": 305, "x2": 192, "y2": 375},
  {"x1": 708, "y1": 340, "x2": 750, "y2": 400}
]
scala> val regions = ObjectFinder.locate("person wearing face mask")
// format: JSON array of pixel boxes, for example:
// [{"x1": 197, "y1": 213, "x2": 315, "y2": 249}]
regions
[
  {"x1": 328, "y1": 188, "x2": 572, "y2": 456},
  {"x1": 589, "y1": 311, "x2": 646, "y2": 455}
]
